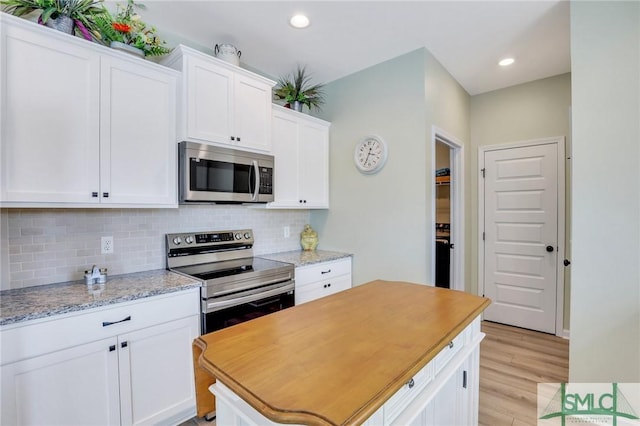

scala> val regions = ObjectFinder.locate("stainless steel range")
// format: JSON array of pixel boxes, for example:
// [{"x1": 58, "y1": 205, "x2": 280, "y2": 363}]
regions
[{"x1": 166, "y1": 229, "x2": 295, "y2": 335}]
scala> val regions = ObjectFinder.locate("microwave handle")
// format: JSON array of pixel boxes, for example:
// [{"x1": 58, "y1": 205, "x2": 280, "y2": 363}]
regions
[{"x1": 251, "y1": 160, "x2": 260, "y2": 201}]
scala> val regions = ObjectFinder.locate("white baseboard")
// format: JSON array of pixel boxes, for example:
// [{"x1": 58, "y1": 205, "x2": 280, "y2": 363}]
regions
[{"x1": 559, "y1": 328, "x2": 570, "y2": 340}]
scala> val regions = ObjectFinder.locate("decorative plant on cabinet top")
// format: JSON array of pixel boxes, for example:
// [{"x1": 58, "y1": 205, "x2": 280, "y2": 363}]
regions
[
  {"x1": 0, "y1": 0, "x2": 105, "y2": 39},
  {"x1": 274, "y1": 65, "x2": 325, "y2": 112},
  {"x1": 93, "y1": 0, "x2": 171, "y2": 57}
]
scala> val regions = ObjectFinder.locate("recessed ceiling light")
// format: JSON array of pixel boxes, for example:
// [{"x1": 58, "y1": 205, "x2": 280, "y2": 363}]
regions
[
  {"x1": 499, "y1": 58, "x2": 515, "y2": 67},
  {"x1": 290, "y1": 14, "x2": 310, "y2": 29}
]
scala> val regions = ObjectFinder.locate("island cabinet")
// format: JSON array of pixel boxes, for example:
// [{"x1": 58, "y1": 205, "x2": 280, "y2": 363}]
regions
[
  {"x1": 269, "y1": 105, "x2": 330, "y2": 209},
  {"x1": 0, "y1": 288, "x2": 200, "y2": 426},
  {"x1": 194, "y1": 280, "x2": 491, "y2": 426},
  {"x1": 161, "y1": 45, "x2": 276, "y2": 153},
  {"x1": 0, "y1": 13, "x2": 178, "y2": 208},
  {"x1": 295, "y1": 257, "x2": 352, "y2": 305}
]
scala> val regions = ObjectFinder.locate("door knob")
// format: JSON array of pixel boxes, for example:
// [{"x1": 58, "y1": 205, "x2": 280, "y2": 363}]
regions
[
  {"x1": 546, "y1": 245, "x2": 554, "y2": 252},
  {"x1": 564, "y1": 259, "x2": 571, "y2": 266}
]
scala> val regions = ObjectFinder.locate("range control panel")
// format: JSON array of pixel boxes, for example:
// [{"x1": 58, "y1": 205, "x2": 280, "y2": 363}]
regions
[{"x1": 166, "y1": 229, "x2": 254, "y2": 252}]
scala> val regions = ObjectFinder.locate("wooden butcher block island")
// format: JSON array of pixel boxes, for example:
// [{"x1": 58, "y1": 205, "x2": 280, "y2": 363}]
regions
[{"x1": 193, "y1": 280, "x2": 490, "y2": 426}]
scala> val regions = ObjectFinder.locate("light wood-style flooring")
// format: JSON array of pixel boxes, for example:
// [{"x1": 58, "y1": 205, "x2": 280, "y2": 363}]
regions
[{"x1": 479, "y1": 321, "x2": 569, "y2": 426}]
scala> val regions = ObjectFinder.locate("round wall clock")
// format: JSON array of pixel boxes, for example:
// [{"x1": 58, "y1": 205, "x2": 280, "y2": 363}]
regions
[{"x1": 354, "y1": 135, "x2": 388, "y2": 174}]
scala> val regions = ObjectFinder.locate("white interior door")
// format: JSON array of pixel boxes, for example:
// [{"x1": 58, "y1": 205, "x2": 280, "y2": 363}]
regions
[{"x1": 482, "y1": 143, "x2": 558, "y2": 333}]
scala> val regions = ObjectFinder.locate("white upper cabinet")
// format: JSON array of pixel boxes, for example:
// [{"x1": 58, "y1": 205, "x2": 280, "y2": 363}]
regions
[
  {"x1": 1, "y1": 18, "x2": 101, "y2": 204},
  {"x1": 0, "y1": 14, "x2": 178, "y2": 207},
  {"x1": 162, "y1": 45, "x2": 275, "y2": 153},
  {"x1": 270, "y1": 105, "x2": 330, "y2": 209},
  {"x1": 100, "y1": 57, "x2": 177, "y2": 206}
]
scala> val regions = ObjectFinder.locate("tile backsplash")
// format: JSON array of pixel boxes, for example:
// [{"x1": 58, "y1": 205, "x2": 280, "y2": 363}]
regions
[{"x1": 0, "y1": 206, "x2": 309, "y2": 290}]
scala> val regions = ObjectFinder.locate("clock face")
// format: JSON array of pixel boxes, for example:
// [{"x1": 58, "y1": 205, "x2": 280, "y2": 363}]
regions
[{"x1": 354, "y1": 135, "x2": 387, "y2": 174}]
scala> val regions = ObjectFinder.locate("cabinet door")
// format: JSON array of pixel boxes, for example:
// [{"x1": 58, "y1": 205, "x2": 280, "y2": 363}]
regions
[
  {"x1": 118, "y1": 315, "x2": 199, "y2": 425},
  {"x1": 0, "y1": 337, "x2": 120, "y2": 425},
  {"x1": 1, "y1": 24, "x2": 100, "y2": 203},
  {"x1": 185, "y1": 55, "x2": 234, "y2": 144},
  {"x1": 431, "y1": 362, "x2": 467, "y2": 426},
  {"x1": 271, "y1": 112, "x2": 301, "y2": 207},
  {"x1": 298, "y1": 122, "x2": 329, "y2": 208},
  {"x1": 234, "y1": 75, "x2": 272, "y2": 152},
  {"x1": 100, "y1": 57, "x2": 177, "y2": 206}
]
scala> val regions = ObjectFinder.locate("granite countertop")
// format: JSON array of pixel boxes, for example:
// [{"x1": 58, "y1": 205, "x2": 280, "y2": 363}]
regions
[
  {"x1": 0, "y1": 270, "x2": 201, "y2": 327},
  {"x1": 259, "y1": 249, "x2": 351, "y2": 267}
]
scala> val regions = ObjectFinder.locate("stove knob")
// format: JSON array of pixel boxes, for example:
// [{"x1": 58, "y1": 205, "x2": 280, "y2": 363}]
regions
[
  {"x1": 244, "y1": 232, "x2": 251, "y2": 239},
  {"x1": 173, "y1": 237, "x2": 182, "y2": 245},
  {"x1": 185, "y1": 236, "x2": 194, "y2": 244},
  {"x1": 234, "y1": 233, "x2": 242, "y2": 240}
]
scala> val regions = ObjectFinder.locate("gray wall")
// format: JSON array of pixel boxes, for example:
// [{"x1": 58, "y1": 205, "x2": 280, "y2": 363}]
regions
[
  {"x1": 569, "y1": 1, "x2": 640, "y2": 382},
  {"x1": 311, "y1": 48, "x2": 470, "y2": 287},
  {"x1": 469, "y1": 73, "x2": 572, "y2": 329}
]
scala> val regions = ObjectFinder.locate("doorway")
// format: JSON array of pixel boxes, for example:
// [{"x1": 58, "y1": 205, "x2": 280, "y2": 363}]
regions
[
  {"x1": 479, "y1": 137, "x2": 565, "y2": 335},
  {"x1": 431, "y1": 127, "x2": 464, "y2": 291}
]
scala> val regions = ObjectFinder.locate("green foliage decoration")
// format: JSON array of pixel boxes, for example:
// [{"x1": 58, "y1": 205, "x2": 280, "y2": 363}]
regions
[{"x1": 274, "y1": 65, "x2": 325, "y2": 111}]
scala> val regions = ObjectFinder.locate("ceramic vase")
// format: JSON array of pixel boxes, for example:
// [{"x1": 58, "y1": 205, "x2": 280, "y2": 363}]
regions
[
  {"x1": 300, "y1": 224, "x2": 318, "y2": 251},
  {"x1": 110, "y1": 41, "x2": 145, "y2": 58}
]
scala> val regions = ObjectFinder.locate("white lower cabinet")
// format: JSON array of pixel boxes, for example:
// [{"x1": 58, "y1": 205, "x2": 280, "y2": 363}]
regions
[
  {"x1": 210, "y1": 317, "x2": 483, "y2": 426},
  {"x1": 1, "y1": 337, "x2": 121, "y2": 425},
  {"x1": 0, "y1": 289, "x2": 200, "y2": 426},
  {"x1": 294, "y1": 257, "x2": 352, "y2": 305}
]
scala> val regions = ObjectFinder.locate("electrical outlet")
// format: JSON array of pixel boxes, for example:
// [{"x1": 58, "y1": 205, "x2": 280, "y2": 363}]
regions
[
  {"x1": 284, "y1": 226, "x2": 290, "y2": 238},
  {"x1": 101, "y1": 236, "x2": 114, "y2": 254}
]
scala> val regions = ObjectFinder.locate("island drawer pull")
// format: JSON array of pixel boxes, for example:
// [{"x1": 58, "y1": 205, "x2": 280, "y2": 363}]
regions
[
  {"x1": 448, "y1": 341, "x2": 454, "y2": 349},
  {"x1": 321, "y1": 269, "x2": 331, "y2": 274},
  {"x1": 407, "y1": 378, "x2": 415, "y2": 389},
  {"x1": 102, "y1": 316, "x2": 131, "y2": 327}
]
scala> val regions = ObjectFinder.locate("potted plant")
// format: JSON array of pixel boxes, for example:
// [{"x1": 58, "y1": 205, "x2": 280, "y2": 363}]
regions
[
  {"x1": 274, "y1": 65, "x2": 325, "y2": 112},
  {"x1": 92, "y1": 0, "x2": 171, "y2": 57},
  {"x1": 0, "y1": 0, "x2": 105, "y2": 39}
]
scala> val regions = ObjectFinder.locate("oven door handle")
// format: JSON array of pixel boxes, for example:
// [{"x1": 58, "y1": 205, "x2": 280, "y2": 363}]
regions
[
  {"x1": 204, "y1": 281, "x2": 294, "y2": 312},
  {"x1": 210, "y1": 275, "x2": 294, "y2": 298}
]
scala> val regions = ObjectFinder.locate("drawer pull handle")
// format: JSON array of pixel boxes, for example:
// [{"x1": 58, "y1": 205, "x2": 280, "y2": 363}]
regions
[
  {"x1": 407, "y1": 378, "x2": 415, "y2": 389},
  {"x1": 321, "y1": 269, "x2": 331, "y2": 274},
  {"x1": 108, "y1": 345, "x2": 116, "y2": 352},
  {"x1": 448, "y1": 341, "x2": 454, "y2": 349},
  {"x1": 121, "y1": 341, "x2": 128, "y2": 349},
  {"x1": 102, "y1": 316, "x2": 131, "y2": 327}
]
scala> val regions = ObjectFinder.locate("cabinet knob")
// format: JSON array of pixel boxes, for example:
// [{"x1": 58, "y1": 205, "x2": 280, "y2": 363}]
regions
[
  {"x1": 103, "y1": 192, "x2": 109, "y2": 198},
  {"x1": 237, "y1": 137, "x2": 241, "y2": 142},
  {"x1": 121, "y1": 341, "x2": 128, "y2": 348},
  {"x1": 448, "y1": 341, "x2": 454, "y2": 349},
  {"x1": 407, "y1": 378, "x2": 415, "y2": 389},
  {"x1": 108, "y1": 345, "x2": 116, "y2": 352},
  {"x1": 230, "y1": 136, "x2": 235, "y2": 141},
  {"x1": 92, "y1": 192, "x2": 98, "y2": 198}
]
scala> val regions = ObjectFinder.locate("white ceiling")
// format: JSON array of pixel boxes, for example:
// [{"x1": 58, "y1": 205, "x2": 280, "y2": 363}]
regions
[{"x1": 141, "y1": 1, "x2": 570, "y2": 95}]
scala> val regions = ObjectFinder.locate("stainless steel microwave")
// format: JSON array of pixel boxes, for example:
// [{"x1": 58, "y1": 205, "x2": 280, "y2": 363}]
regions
[{"x1": 179, "y1": 142, "x2": 274, "y2": 204}]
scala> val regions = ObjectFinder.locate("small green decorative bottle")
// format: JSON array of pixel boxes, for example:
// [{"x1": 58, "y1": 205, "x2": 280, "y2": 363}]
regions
[{"x1": 300, "y1": 224, "x2": 318, "y2": 251}]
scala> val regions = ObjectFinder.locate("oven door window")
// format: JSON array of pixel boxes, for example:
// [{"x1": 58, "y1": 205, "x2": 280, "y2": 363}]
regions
[
  {"x1": 203, "y1": 291, "x2": 294, "y2": 334},
  {"x1": 190, "y1": 158, "x2": 254, "y2": 194}
]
